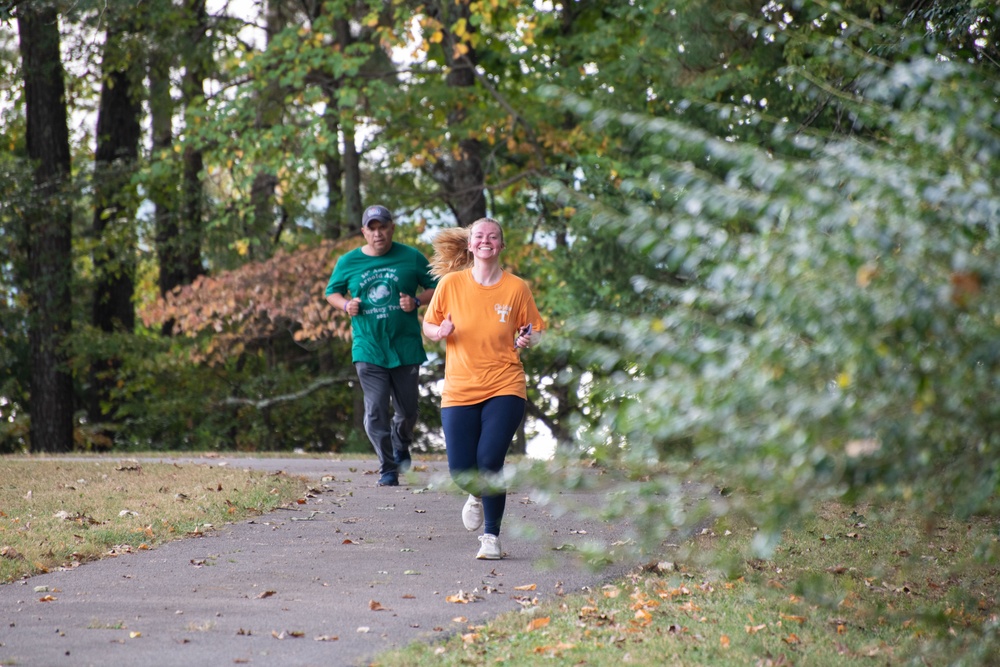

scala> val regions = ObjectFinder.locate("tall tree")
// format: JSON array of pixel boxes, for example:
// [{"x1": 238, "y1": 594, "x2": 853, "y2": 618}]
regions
[
  {"x1": 247, "y1": 0, "x2": 288, "y2": 254},
  {"x1": 17, "y1": 1, "x2": 75, "y2": 453},
  {"x1": 170, "y1": 0, "x2": 209, "y2": 296},
  {"x1": 428, "y1": 0, "x2": 486, "y2": 225},
  {"x1": 333, "y1": 14, "x2": 363, "y2": 231},
  {"x1": 148, "y1": 0, "x2": 179, "y2": 305},
  {"x1": 88, "y1": 14, "x2": 144, "y2": 432}
]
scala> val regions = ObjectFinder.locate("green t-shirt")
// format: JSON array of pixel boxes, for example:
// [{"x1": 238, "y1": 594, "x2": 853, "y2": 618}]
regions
[{"x1": 325, "y1": 242, "x2": 438, "y2": 367}]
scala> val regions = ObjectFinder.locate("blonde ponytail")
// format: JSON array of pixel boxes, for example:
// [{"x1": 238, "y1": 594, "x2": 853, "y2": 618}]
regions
[{"x1": 429, "y1": 227, "x2": 473, "y2": 278}]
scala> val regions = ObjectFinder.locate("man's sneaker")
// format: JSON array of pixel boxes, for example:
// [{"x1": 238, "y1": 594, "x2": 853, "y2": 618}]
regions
[
  {"x1": 476, "y1": 534, "x2": 502, "y2": 560},
  {"x1": 462, "y1": 494, "x2": 483, "y2": 531},
  {"x1": 376, "y1": 472, "x2": 399, "y2": 487},
  {"x1": 394, "y1": 450, "x2": 412, "y2": 473}
]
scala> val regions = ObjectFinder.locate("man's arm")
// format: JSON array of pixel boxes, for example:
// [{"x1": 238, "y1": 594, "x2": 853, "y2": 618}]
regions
[
  {"x1": 327, "y1": 292, "x2": 359, "y2": 316},
  {"x1": 417, "y1": 288, "x2": 435, "y2": 306}
]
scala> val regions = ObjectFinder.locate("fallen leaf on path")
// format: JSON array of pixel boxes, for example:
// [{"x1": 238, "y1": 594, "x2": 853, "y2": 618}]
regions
[
  {"x1": 314, "y1": 635, "x2": 338, "y2": 641},
  {"x1": 369, "y1": 600, "x2": 388, "y2": 611},
  {"x1": 446, "y1": 590, "x2": 480, "y2": 604},
  {"x1": 514, "y1": 584, "x2": 537, "y2": 591},
  {"x1": 38, "y1": 595, "x2": 57, "y2": 602},
  {"x1": 257, "y1": 590, "x2": 277, "y2": 599}
]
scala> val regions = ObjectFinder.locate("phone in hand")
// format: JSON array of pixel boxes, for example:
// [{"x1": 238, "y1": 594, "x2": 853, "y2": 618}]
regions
[{"x1": 515, "y1": 323, "x2": 532, "y2": 348}]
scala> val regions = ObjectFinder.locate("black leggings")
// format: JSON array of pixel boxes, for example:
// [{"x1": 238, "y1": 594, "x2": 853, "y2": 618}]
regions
[{"x1": 441, "y1": 395, "x2": 526, "y2": 536}]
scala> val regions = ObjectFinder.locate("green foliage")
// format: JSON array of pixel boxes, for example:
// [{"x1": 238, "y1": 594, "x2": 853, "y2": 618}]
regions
[
  {"x1": 541, "y1": 2, "x2": 1000, "y2": 556},
  {"x1": 64, "y1": 327, "x2": 368, "y2": 452}
]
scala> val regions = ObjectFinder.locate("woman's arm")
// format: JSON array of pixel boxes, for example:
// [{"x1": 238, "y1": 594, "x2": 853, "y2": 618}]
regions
[{"x1": 423, "y1": 313, "x2": 454, "y2": 341}]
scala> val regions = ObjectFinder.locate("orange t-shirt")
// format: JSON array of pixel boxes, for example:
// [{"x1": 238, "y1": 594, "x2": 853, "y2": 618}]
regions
[{"x1": 426, "y1": 269, "x2": 544, "y2": 407}]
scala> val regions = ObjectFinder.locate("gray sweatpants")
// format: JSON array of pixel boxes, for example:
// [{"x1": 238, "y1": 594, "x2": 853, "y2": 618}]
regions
[{"x1": 354, "y1": 362, "x2": 420, "y2": 475}]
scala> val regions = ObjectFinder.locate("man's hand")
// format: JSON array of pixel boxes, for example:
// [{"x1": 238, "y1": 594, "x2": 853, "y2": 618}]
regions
[{"x1": 400, "y1": 293, "x2": 418, "y2": 312}]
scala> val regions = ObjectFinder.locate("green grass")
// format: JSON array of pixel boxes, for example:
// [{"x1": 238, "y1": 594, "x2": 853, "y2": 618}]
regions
[
  {"x1": 2, "y1": 456, "x2": 997, "y2": 665},
  {"x1": 0, "y1": 457, "x2": 308, "y2": 581},
  {"x1": 369, "y1": 503, "x2": 1000, "y2": 666}
]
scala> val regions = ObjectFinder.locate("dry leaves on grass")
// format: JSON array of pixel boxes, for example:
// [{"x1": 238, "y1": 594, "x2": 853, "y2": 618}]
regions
[{"x1": 526, "y1": 616, "x2": 550, "y2": 632}]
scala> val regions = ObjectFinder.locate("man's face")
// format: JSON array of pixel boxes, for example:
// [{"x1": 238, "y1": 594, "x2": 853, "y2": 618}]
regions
[{"x1": 363, "y1": 220, "x2": 394, "y2": 255}]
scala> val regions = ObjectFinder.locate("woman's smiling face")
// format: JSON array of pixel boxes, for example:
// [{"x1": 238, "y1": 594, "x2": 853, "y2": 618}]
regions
[{"x1": 468, "y1": 220, "x2": 504, "y2": 259}]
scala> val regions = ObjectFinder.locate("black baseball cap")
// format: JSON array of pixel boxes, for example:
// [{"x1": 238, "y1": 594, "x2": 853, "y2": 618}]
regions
[{"x1": 362, "y1": 205, "x2": 393, "y2": 228}]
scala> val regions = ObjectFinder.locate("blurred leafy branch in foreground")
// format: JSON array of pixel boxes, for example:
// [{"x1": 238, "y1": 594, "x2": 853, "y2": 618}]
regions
[{"x1": 525, "y1": 3, "x2": 1000, "y2": 567}]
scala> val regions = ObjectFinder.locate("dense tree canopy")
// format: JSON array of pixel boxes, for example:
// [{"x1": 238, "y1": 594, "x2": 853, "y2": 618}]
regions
[{"x1": 1, "y1": 9, "x2": 998, "y2": 658}]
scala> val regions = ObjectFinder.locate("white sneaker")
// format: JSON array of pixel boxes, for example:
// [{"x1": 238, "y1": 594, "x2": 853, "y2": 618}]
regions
[
  {"x1": 476, "y1": 534, "x2": 502, "y2": 560},
  {"x1": 462, "y1": 494, "x2": 483, "y2": 531}
]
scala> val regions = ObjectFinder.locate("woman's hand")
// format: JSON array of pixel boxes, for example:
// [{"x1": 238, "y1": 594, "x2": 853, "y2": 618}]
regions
[
  {"x1": 437, "y1": 314, "x2": 455, "y2": 339},
  {"x1": 515, "y1": 323, "x2": 534, "y2": 349},
  {"x1": 424, "y1": 314, "x2": 454, "y2": 341}
]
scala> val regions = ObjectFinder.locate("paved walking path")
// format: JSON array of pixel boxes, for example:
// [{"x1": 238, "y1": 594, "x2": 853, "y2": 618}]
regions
[{"x1": 0, "y1": 456, "x2": 643, "y2": 667}]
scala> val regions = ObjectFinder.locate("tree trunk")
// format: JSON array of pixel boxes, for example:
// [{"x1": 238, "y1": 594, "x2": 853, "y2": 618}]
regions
[
  {"x1": 92, "y1": 25, "x2": 141, "y2": 335},
  {"x1": 248, "y1": 0, "x2": 288, "y2": 255},
  {"x1": 177, "y1": 0, "x2": 208, "y2": 286},
  {"x1": 335, "y1": 16, "x2": 363, "y2": 233},
  {"x1": 89, "y1": 20, "x2": 143, "y2": 433},
  {"x1": 322, "y1": 112, "x2": 344, "y2": 239},
  {"x1": 436, "y1": 0, "x2": 486, "y2": 225},
  {"x1": 18, "y1": 4, "x2": 75, "y2": 453},
  {"x1": 149, "y1": 29, "x2": 176, "y2": 300},
  {"x1": 341, "y1": 119, "x2": 363, "y2": 233}
]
